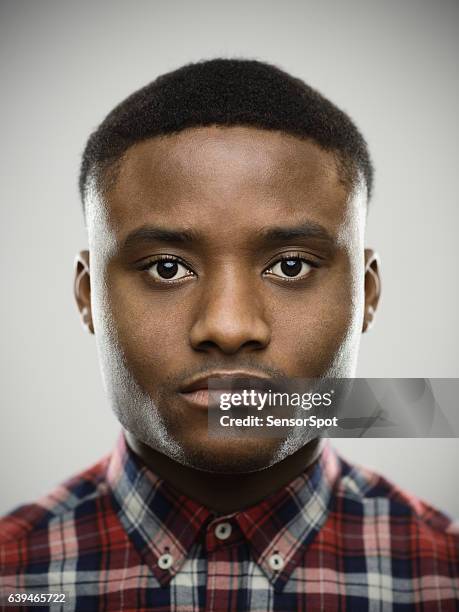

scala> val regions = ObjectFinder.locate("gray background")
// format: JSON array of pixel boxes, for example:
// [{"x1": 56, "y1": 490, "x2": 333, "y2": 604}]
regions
[{"x1": 1, "y1": 0, "x2": 458, "y2": 517}]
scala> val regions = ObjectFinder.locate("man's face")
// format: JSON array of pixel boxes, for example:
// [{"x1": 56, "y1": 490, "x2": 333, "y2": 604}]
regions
[{"x1": 77, "y1": 126, "x2": 375, "y2": 472}]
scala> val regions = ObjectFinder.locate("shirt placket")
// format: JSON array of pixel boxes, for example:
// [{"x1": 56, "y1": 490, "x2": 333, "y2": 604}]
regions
[{"x1": 204, "y1": 517, "x2": 248, "y2": 612}]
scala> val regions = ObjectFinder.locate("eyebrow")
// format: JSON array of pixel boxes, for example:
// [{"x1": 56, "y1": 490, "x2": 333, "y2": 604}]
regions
[
  {"x1": 121, "y1": 226, "x2": 198, "y2": 251},
  {"x1": 120, "y1": 220, "x2": 336, "y2": 252},
  {"x1": 259, "y1": 222, "x2": 336, "y2": 246}
]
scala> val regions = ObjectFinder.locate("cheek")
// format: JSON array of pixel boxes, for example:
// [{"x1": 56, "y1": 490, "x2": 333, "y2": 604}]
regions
[
  {"x1": 104, "y1": 280, "x2": 190, "y2": 377},
  {"x1": 269, "y1": 274, "x2": 361, "y2": 373}
]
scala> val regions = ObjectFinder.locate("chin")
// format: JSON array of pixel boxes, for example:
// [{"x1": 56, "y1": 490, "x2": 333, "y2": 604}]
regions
[{"x1": 175, "y1": 436, "x2": 286, "y2": 474}]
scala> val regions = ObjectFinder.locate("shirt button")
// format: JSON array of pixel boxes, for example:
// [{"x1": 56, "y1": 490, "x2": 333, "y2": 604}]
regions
[
  {"x1": 214, "y1": 522, "x2": 232, "y2": 540},
  {"x1": 158, "y1": 553, "x2": 174, "y2": 570},
  {"x1": 268, "y1": 553, "x2": 285, "y2": 571}
]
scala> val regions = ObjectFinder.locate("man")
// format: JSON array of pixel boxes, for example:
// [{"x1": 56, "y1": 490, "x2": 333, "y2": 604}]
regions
[{"x1": 1, "y1": 59, "x2": 457, "y2": 611}]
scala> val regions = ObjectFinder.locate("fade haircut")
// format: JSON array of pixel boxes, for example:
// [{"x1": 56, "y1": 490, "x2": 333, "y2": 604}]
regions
[{"x1": 80, "y1": 58, "x2": 373, "y2": 213}]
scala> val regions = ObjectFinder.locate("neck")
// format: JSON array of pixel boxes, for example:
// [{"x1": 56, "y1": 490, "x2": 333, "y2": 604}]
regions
[{"x1": 124, "y1": 432, "x2": 325, "y2": 514}]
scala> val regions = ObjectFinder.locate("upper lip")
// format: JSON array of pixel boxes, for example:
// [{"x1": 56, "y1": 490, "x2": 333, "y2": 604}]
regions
[{"x1": 179, "y1": 371, "x2": 271, "y2": 393}]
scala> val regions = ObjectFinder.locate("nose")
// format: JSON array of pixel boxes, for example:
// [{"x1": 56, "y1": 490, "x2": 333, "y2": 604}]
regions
[{"x1": 189, "y1": 270, "x2": 271, "y2": 355}]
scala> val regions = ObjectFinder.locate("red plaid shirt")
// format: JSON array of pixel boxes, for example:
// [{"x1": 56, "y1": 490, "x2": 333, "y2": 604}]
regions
[{"x1": 1, "y1": 433, "x2": 458, "y2": 611}]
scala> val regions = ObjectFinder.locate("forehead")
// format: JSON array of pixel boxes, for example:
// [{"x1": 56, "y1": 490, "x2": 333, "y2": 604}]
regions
[{"x1": 94, "y1": 126, "x2": 361, "y2": 242}]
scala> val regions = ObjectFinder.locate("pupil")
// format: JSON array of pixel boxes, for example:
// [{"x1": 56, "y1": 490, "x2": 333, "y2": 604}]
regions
[
  {"x1": 157, "y1": 261, "x2": 178, "y2": 279},
  {"x1": 281, "y1": 259, "x2": 301, "y2": 277}
]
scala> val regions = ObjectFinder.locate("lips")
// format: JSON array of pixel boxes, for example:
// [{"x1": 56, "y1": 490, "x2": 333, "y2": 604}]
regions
[
  {"x1": 179, "y1": 388, "x2": 233, "y2": 409},
  {"x1": 180, "y1": 371, "x2": 271, "y2": 392},
  {"x1": 179, "y1": 371, "x2": 271, "y2": 409}
]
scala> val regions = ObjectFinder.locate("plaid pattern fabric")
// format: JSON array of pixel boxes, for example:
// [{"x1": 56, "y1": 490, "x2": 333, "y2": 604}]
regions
[{"x1": 1, "y1": 433, "x2": 458, "y2": 611}]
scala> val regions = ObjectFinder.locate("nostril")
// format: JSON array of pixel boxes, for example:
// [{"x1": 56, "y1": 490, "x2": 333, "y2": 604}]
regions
[
  {"x1": 193, "y1": 340, "x2": 219, "y2": 353},
  {"x1": 190, "y1": 335, "x2": 270, "y2": 356},
  {"x1": 206, "y1": 339, "x2": 263, "y2": 350}
]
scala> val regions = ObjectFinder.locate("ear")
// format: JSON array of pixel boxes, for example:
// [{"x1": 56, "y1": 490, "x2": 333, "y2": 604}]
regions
[
  {"x1": 362, "y1": 248, "x2": 381, "y2": 333},
  {"x1": 74, "y1": 250, "x2": 94, "y2": 334}
]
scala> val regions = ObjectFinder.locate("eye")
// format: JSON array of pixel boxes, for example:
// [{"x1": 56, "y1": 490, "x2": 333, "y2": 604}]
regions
[
  {"x1": 144, "y1": 257, "x2": 194, "y2": 282},
  {"x1": 265, "y1": 256, "x2": 314, "y2": 280}
]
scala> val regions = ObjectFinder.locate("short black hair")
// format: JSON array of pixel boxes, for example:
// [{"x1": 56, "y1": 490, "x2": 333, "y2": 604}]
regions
[{"x1": 80, "y1": 58, "x2": 373, "y2": 211}]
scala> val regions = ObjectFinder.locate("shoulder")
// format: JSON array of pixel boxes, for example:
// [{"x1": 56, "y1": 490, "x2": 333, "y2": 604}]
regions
[
  {"x1": 0, "y1": 454, "x2": 112, "y2": 548},
  {"x1": 331, "y1": 449, "x2": 459, "y2": 547}
]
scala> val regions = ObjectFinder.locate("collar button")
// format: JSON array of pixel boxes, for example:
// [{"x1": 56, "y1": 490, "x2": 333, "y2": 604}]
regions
[
  {"x1": 214, "y1": 522, "x2": 232, "y2": 540},
  {"x1": 158, "y1": 553, "x2": 174, "y2": 570},
  {"x1": 268, "y1": 553, "x2": 284, "y2": 571}
]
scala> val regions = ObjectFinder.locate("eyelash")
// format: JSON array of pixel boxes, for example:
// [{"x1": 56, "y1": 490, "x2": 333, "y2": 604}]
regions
[
  {"x1": 139, "y1": 253, "x2": 320, "y2": 283},
  {"x1": 264, "y1": 253, "x2": 320, "y2": 281},
  {"x1": 139, "y1": 255, "x2": 194, "y2": 284}
]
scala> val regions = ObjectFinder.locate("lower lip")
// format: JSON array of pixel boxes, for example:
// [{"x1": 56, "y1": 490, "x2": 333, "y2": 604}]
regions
[{"x1": 179, "y1": 389, "x2": 232, "y2": 409}]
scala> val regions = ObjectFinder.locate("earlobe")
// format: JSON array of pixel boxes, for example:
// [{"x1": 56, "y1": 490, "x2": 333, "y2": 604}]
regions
[
  {"x1": 362, "y1": 249, "x2": 381, "y2": 333},
  {"x1": 362, "y1": 305, "x2": 375, "y2": 332},
  {"x1": 74, "y1": 250, "x2": 94, "y2": 335}
]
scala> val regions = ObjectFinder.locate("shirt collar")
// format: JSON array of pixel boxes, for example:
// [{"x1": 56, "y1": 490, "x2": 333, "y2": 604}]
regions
[
  {"x1": 236, "y1": 439, "x2": 340, "y2": 589},
  {"x1": 106, "y1": 432, "x2": 340, "y2": 589}
]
